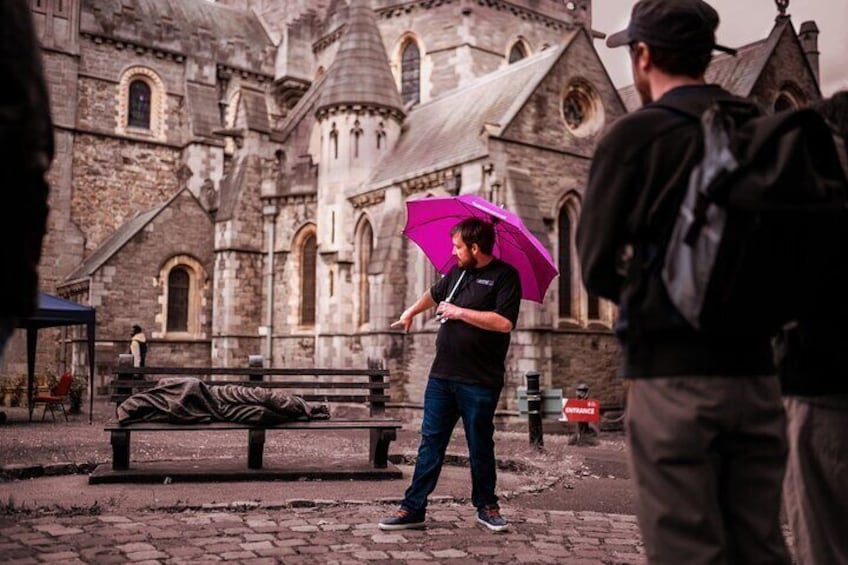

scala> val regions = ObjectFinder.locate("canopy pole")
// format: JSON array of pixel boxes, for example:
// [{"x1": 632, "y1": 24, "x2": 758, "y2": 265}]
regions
[
  {"x1": 26, "y1": 328, "x2": 37, "y2": 422},
  {"x1": 88, "y1": 320, "x2": 95, "y2": 424}
]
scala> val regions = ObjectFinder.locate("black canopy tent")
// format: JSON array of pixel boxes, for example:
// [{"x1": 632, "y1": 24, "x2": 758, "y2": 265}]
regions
[{"x1": 16, "y1": 293, "x2": 96, "y2": 423}]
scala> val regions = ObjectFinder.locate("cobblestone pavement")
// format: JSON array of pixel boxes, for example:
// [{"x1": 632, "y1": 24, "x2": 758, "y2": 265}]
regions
[{"x1": 0, "y1": 501, "x2": 645, "y2": 564}]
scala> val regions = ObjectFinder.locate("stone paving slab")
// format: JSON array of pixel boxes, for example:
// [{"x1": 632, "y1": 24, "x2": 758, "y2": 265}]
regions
[{"x1": 0, "y1": 502, "x2": 645, "y2": 564}]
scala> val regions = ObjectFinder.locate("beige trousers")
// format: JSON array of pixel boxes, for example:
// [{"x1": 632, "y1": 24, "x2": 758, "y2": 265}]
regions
[
  {"x1": 783, "y1": 396, "x2": 848, "y2": 565},
  {"x1": 626, "y1": 376, "x2": 790, "y2": 565}
]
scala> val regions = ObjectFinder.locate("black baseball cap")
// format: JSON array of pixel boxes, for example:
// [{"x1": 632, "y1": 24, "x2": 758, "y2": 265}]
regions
[{"x1": 607, "y1": 0, "x2": 736, "y2": 55}]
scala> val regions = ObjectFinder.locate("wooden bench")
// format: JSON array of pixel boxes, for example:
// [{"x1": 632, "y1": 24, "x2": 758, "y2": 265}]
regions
[{"x1": 104, "y1": 356, "x2": 402, "y2": 475}]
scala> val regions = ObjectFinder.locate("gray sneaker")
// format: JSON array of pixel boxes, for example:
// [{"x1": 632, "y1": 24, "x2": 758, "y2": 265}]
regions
[
  {"x1": 378, "y1": 508, "x2": 426, "y2": 530},
  {"x1": 476, "y1": 505, "x2": 509, "y2": 532}
]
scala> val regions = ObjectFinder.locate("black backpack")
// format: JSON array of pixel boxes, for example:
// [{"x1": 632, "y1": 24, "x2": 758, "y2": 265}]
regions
[{"x1": 657, "y1": 99, "x2": 848, "y2": 335}]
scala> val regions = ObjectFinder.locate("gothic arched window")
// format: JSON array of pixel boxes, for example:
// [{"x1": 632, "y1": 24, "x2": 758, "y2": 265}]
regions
[
  {"x1": 351, "y1": 120, "x2": 363, "y2": 159},
  {"x1": 358, "y1": 221, "x2": 373, "y2": 326},
  {"x1": 558, "y1": 203, "x2": 574, "y2": 318},
  {"x1": 376, "y1": 121, "x2": 386, "y2": 150},
  {"x1": 330, "y1": 123, "x2": 339, "y2": 160},
  {"x1": 401, "y1": 40, "x2": 420, "y2": 106},
  {"x1": 167, "y1": 267, "x2": 190, "y2": 332},
  {"x1": 774, "y1": 93, "x2": 797, "y2": 113},
  {"x1": 508, "y1": 42, "x2": 527, "y2": 64},
  {"x1": 128, "y1": 80, "x2": 152, "y2": 129},
  {"x1": 300, "y1": 234, "x2": 317, "y2": 325}
]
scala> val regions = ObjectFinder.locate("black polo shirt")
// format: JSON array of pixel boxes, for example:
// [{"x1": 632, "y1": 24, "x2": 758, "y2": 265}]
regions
[{"x1": 428, "y1": 258, "x2": 521, "y2": 388}]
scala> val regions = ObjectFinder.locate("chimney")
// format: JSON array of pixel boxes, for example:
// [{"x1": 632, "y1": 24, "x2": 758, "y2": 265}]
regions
[{"x1": 798, "y1": 20, "x2": 820, "y2": 86}]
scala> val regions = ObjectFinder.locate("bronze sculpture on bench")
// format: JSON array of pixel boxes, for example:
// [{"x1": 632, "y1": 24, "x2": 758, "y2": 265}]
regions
[
  {"x1": 98, "y1": 356, "x2": 402, "y2": 480},
  {"x1": 118, "y1": 377, "x2": 330, "y2": 426}
]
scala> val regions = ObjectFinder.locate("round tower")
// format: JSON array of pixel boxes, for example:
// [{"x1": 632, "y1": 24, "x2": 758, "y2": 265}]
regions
[{"x1": 313, "y1": 0, "x2": 405, "y2": 333}]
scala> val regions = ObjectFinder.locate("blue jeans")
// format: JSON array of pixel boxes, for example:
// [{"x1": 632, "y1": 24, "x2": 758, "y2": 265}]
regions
[{"x1": 401, "y1": 377, "x2": 502, "y2": 513}]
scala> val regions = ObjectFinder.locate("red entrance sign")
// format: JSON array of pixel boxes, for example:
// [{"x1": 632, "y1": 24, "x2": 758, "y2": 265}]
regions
[{"x1": 560, "y1": 398, "x2": 600, "y2": 423}]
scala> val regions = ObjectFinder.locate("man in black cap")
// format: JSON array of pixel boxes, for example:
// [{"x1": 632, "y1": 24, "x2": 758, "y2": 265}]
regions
[{"x1": 577, "y1": 1, "x2": 789, "y2": 562}]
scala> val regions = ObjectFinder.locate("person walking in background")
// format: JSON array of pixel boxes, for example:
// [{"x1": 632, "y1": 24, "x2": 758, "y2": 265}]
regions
[
  {"x1": 577, "y1": 1, "x2": 789, "y2": 562},
  {"x1": 130, "y1": 325, "x2": 147, "y2": 368},
  {"x1": 0, "y1": 0, "x2": 55, "y2": 424},
  {"x1": 776, "y1": 91, "x2": 848, "y2": 565},
  {"x1": 378, "y1": 218, "x2": 521, "y2": 532}
]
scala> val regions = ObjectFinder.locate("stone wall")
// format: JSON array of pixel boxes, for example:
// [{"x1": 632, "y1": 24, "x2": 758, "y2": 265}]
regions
[
  {"x1": 71, "y1": 134, "x2": 180, "y2": 251},
  {"x1": 751, "y1": 25, "x2": 822, "y2": 110},
  {"x1": 81, "y1": 190, "x2": 215, "y2": 378}
]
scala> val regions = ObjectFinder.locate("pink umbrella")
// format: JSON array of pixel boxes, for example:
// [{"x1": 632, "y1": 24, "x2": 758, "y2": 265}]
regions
[{"x1": 403, "y1": 194, "x2": 558, "y2": 303}]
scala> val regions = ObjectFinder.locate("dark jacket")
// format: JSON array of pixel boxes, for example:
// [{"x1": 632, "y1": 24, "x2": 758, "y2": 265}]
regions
[
  {"x1": 577, "y1": 84, "x2": 774, "y2": 379},
  {"x1": 0, "y1": 2, "x2": 53, "y2": 318},
  {"x1": 776, "y1": 93, "x2": 848, "y2": 397}
]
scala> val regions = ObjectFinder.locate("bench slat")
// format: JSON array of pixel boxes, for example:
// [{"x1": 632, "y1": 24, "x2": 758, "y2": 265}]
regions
[
  {"x1": 110, "y1": 379, "x2": 390, "y2": 390},
  {"x1": 110, "y1": 394, "x2": 389, "y2": 404},
  {"x1": 105, "y1": 419, "x2": 401, "y2": 431},
  {"x1": 114, "y1": 367, "x2": 389, "y2": 377}
]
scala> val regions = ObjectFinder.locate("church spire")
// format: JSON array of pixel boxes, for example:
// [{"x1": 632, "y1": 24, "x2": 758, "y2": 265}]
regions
[{"x1": 316, "y1": 0, "x2": 404, "y2": 119}]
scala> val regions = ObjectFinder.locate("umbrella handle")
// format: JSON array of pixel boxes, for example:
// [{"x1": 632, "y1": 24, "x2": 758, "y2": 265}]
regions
[
  {"x1": 444, "y1": 270, "x2": 466, "y2": 303},
  {"x1": 437, "y1": 270, "x2": 466, "y2": 324}
]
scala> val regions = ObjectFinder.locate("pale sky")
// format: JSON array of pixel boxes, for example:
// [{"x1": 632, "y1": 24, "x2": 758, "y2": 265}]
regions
[{"x1": 592, "y1": 0, "x2": 848, "y2": 96}]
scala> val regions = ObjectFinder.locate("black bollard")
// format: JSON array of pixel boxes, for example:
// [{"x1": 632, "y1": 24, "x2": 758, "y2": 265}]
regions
[{"x1": 525, "y1": 371, "x2": 543, "y2": 449}]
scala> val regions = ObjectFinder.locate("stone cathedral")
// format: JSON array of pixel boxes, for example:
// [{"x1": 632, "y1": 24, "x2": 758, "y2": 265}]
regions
[{"x1": 13, "y1": 0, "x2": 824, "y2": 414}]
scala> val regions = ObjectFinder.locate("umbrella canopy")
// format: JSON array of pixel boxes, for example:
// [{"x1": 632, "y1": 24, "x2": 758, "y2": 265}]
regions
[{"x1": 404, "y1": 194, "x2": 558, "y2": 303}]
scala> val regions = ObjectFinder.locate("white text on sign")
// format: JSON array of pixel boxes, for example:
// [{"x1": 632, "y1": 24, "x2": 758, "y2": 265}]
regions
[{"x1": 559, "y1": 398, "x2": 600, "y2": 423}]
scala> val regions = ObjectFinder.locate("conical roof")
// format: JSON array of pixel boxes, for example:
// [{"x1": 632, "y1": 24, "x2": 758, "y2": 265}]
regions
[{"x1": 316, "y1": 0, "x2": 404, "y2": 118}]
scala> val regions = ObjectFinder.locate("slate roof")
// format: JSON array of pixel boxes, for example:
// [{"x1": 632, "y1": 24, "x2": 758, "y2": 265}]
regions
[
  {"x1": 81, "y1": 0, "x2": 274, "y2": 74},
  {"x1": 241, "y1": 88, "x2": 271, "y2": 134},
  {"x1": 186, "y1": 82, "x2": 222, "y2": 140},
  {"x1": 216, "y1": 156, "x2": 249, "y2": 222},
  {"x1": 64, "y1": 202, "x2": 168, "y2": 283},
  {"x1": 367, "y1": 39, "x2": 572, "y2": 188},
  {"x1": 316, "y1": 0, "x2": 404, "y2": 116}
]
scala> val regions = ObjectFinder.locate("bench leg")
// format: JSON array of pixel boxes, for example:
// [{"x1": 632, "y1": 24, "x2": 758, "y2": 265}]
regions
[
  {"x1": 369, "y1": 429, "x2": 396, "y2": 469},
  {"x1": 111, "y1": 430, "x2": 131, "y2": 471},
  {"x1": 248, "y1": 429, "x2": 265, "y2": 470}
]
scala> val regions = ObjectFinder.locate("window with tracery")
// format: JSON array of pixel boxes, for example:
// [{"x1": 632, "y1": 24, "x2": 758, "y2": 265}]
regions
[
  {"x1": 401, "y1": 40, "x2": 421, "y2": 106},
  {"x1": 117, "y1": 67, "x2": 166, "y2": 139},
  {"x1": 128, "y1": 80, "x2": 152, "y2": 129}
]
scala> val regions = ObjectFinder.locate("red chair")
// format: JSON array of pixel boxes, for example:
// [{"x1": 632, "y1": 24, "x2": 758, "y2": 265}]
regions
[{"x1": 33, "y1": 372, "x2": 74, "y2": 422}]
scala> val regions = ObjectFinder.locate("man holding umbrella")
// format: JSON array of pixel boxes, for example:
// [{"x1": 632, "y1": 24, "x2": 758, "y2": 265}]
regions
[{"x1": 379, "y1": 217, "x2": 522, "y2": 532}]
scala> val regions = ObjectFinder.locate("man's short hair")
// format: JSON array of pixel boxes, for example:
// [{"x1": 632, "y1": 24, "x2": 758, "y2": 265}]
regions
[
  {"x1": 451, "y1": 218, "x2": 496, "y2": 255},
  {"x1": 643, "y1": 44, "x2": 713, "y2": 79}
]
